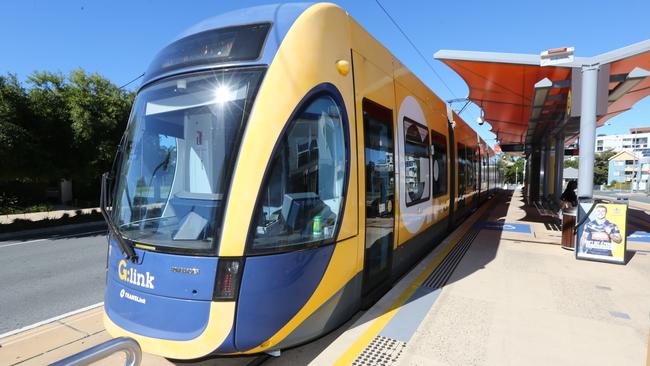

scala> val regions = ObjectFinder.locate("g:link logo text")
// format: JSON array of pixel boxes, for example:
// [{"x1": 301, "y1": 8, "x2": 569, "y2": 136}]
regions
[{"x1": 118, "y1": 260, "x2": 155, "y2": 289}]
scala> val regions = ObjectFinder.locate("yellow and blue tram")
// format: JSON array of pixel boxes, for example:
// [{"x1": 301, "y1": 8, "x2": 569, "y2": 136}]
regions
[{"x1": 101, "y1": 2, "x2": 503, "y2": 359}]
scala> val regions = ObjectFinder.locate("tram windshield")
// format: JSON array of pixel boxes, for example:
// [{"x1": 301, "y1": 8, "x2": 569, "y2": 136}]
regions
[{"x1": 112, "y1": 69, "x2": 263, "y2": 252}]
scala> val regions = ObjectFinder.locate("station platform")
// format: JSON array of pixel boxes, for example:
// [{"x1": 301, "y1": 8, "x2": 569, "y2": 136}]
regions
[{"x1": 1, "y1": 189, "x2": 649, "y2": 366}]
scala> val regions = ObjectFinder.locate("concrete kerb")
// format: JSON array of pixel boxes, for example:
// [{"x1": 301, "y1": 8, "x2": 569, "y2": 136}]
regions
[
  {"x1": 0, "y1": 221, "x2": 106, "y2": 241},
  {"x1": 0, "y1": 207, "x2": 100, "y2": 224}
]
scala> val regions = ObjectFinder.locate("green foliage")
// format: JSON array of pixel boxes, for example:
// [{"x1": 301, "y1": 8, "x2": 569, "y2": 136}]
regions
[
  {"x1": 0, "y1": 69, "x2": 134, "y2": 205},
  {"x1": 26, "y1": 71, "x2": 74, "y2": 179},
  {"x1": 594, "y1": 150, "x2": 616, "y2": 185},
  {"x1": 0, "y1": 203, "x2": 53, "y2": 216},
  {"x1": 0, "y1": 74, "x2": 37, "y2": 180},
  {"x1": 504, "y1": 157, "x2": 525, "y2": 184},
  {"x1": 561, "y1": 152, "x2": 612, "y2": 185},
  {"x1": 564, "y1": 159, "x2": 579, "y2": 169},
  {"x1": 66, "y1": 69, "x2": 134, "y2": 184}
]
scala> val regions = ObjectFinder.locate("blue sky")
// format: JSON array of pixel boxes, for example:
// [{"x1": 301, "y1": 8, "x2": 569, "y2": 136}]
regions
[{"x1": 2, "y1": 0, "x2": 649, "y2": 145}]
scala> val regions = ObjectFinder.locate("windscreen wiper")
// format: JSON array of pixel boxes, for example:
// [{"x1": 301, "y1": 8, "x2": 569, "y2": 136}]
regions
[{"x1": 101, "y1": 172, "x2": 138, "y2": 262}]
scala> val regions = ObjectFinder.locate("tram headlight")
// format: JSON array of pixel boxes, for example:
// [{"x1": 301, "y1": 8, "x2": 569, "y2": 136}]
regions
[{"x1": 214, "y1": 258, "x2": 244, "y2": 301}]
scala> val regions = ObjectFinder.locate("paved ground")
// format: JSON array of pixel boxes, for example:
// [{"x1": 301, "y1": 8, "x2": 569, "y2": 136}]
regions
[
  {"x1": 396, "y1": 190, "x2": 650, "y2": 366},
  {"x1": 317, "y1": 190, "x2": 650, "y2": 365},
  {"x1": 2, "y1": 190, "x2": 649, "y2": 365},
  {"x1": 0, "y1": 230, "x2": 107, "y2": 334}
]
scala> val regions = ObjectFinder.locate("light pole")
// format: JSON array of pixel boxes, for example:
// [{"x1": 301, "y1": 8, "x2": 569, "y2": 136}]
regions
[
  {"x1": 515, "y1": 165, "x2": 518, "y2": 187},
  {"x1": 632, "y1": 129, "x2": 637, "y2": 193}
]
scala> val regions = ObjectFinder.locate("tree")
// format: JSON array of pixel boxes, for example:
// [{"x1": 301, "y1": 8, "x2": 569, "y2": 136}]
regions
[
  {"x1": 0, "y1": 69, "x2": 134, "y2": 206},
  {"x1": 0, "y1": 74, "x2": 36, "y2": 180},
  {"x1": 504, "y1": 157, "x2": 525, "y2": 184},
  {"x1": 66, "y1": 69, "x2": 134, "y2": 199},
  {"x1": 594, "y1": 150, "x2": 616, "y2": 185},
  {"x1": 27, "y1": 71, "x2": 75, "y2": 180},
  {"x1": 564, "y1": 159, "x2": 579, "y2": 169}
]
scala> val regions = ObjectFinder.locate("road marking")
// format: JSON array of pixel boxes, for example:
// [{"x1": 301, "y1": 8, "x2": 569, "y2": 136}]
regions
[
  {"x1": 0, "y1": 302, "x2": 104, "y2": 340},
  {"x1": 0, "y1": 238, "x2": 48, "y2": 247},
  {"x1": 0, "y1": 230, "x2": 107, "y2": 249}
]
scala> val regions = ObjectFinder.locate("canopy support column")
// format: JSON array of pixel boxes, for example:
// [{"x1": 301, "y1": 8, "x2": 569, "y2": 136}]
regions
[
  {"x1": 542, "y1": 138, "x2": 551, "y2": 200},
  {"x1": 554, "y1": 132, "x2": 565, "y2": 200},
  {"x1": 577, "y1": 64, "x2": 600, "y2": 198},
  {"x1": 528, "y1": 147, "x2": 541, "y2": 202}
]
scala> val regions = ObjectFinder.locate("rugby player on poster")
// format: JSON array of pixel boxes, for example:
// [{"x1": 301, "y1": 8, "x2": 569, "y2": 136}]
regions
[{"x1": 579, "y1": 205, "x2": 622, "y2": 256}]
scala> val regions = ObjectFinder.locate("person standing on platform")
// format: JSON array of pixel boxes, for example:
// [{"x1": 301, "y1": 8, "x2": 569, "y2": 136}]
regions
[{"x1": 560, "y1": 180, "x2": 578, "y2": 208}]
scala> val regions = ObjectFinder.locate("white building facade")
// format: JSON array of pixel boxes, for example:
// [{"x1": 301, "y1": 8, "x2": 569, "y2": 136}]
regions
[{"x1": 596, "y1": 129, "x2": 650, "y2": 153}]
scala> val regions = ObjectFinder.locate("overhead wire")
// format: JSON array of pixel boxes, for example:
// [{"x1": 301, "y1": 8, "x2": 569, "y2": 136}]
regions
[
  {"x1": 119, "y1": 72, "x2": 145, "y2": 89},
  {"x1": 373, "y1": 0, "x2": 457, "y2": 98}
]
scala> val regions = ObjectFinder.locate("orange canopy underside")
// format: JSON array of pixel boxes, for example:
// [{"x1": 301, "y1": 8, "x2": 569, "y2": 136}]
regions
[{"x1": 440, "y1": 51, "x2": 650, "y2": 146}]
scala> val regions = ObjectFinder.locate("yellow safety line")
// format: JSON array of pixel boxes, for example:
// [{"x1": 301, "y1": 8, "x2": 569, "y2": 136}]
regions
[{"x1": 334, "y1": 202, "x2": 493, "y2": 365}]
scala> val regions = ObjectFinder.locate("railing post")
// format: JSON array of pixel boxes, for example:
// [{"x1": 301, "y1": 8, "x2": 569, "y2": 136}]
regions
[{"x1": 49, "y1": 337, "x2": 141, "y2": 366}]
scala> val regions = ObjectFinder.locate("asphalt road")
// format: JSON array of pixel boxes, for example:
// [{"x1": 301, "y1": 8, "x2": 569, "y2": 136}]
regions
[
  {"x1": 594, "y1": 189, "x2": 650, "y2": 205},
  {"x1": 0, "y1": 228, "x2": 361, "y2": 366},
  {"x1": 0, "y1": 230, "x2": 108, "y2": 334}
]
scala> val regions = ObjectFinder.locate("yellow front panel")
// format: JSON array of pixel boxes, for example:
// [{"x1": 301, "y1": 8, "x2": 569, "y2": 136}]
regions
[
  {"x1": 219, "y1": 3, "x2": 357, "y2": 257},
  {"x1": 349, "y1": 18, "x2": 394, "y2": 77},
  {"x1": 351, "y1": 48, "x2": 396, "y2": 265}
]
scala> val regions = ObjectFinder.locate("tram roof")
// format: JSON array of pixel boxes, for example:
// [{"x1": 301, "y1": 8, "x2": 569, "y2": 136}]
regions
[
  {"x1": 141, "y1": 3, "x2": 313, "y2": 86},
  {"x1": 435, "y1": 40, "x2": 650, "y2": 153}
]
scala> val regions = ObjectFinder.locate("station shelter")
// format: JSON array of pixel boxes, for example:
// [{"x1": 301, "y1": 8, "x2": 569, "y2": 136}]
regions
[{"x1": 435, "y1": 41, "x2": 650, "y2": 205}]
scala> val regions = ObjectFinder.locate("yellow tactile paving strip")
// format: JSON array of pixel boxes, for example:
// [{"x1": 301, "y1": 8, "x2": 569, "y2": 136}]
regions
[{"x1": 332, "y1": 199, "x2": 495, "y2": 365}]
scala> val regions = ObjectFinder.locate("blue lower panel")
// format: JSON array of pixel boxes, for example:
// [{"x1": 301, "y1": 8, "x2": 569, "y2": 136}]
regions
[
  {"x1": 214, "y1": 328, "x2": 237, "y2": 354},
  {"x1": 105, "y1": 277, "x2": 211, "y2": 341},
  {"x1": 235, "y1": 245, "x2": 335, "y2": 351}
]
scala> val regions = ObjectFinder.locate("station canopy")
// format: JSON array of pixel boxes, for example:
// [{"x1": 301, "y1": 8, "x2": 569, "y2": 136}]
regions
[{"x1": 435, "y1": 40, "x2": 650, "y2": 153}]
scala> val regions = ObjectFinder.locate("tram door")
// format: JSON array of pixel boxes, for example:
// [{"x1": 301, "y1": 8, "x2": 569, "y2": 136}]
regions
[{"x1": 361, "y1": 99, "x2": 395, "y2": 300}]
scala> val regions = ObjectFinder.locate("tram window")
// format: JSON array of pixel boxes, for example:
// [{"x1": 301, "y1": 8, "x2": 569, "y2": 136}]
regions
[
  {"x1": 251, "y1": 94, "x2": 347, "y2": 252},
  {"x1": 466, "y1": 146, "x2": 475, "y2": 190},
  {"x1": 147, "y1": 23, "x2": 271, "y2": 82},
  {"x1": 403, "y1": 117, "x2": 430, "y2": 206},
  {"x1": 111, "y1": 69, "x2": 264, "y2": 252},
  {"x1": 431, "y1": 130, "x2": 447, "y2": 196},
  {"x1": 458, "y1": 143, "x2": 466, "y2": 194}
]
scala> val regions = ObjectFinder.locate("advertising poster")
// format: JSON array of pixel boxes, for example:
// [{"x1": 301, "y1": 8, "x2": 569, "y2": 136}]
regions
[{"x1": 576, "y1": 202, "x2": 627, "y2": 264}]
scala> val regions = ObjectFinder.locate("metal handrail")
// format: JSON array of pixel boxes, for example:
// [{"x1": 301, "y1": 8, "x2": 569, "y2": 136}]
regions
[{"x1": 49, "y1": 337, "x2": 141, "y2": 366}]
